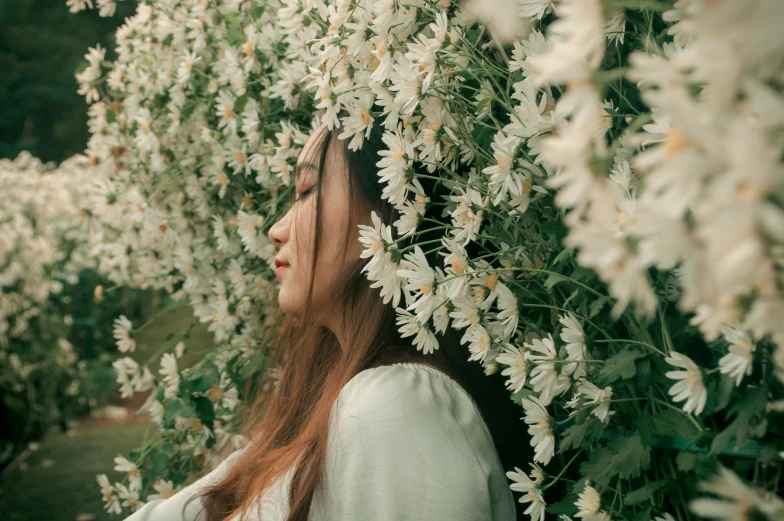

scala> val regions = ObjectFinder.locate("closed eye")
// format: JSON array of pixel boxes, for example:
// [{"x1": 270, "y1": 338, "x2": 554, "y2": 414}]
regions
[{"x1": 295, "y1": 185, "x2": 315, "y2": 201}]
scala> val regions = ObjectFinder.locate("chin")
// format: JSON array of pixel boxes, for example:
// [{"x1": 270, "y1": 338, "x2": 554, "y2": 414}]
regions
[{"x1": 277, "y1": 291, "x2": 302, "y2": 317}]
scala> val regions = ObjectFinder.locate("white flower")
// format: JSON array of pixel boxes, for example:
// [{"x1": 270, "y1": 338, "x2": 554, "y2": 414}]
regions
[
  {"x1": 575, "y1": 378, "x2": 615, "y2": 424},
  {"x1": 215, "y1": 91, "x2": 237, "y2": 135},
  {"x1": 375, "y1": 127, "x2": 419, "y2": 206},
  {"x1": 337, "y1": 90, "x2": 376, "y2": 151},
  {"x1": 116, "y1": 482, "x2": 141, "y2": 511},
  {"x1": 147, "y1": 479, "x2": 176, "y2": 501},
  {"x1": 519, "y1": 0, "x2": 554, "y2": 21},
  {"x1": 521, "y1": 395, "x2": 555, "y2": 465},
  {"x1": 397, "y1": 245, "x2": 437, "y2": 324},
  {"x1": 482, "y1": 131, "x2": 525, "y2": 206},
  {"x1": 575, "y1": 483, "x2": 602, "y2": 519},
  {"x1": 717, "y1": 324, "x2": 755, "y2": 387},
  {"x1": 97, "y1": 474, "x2": 121, "y2": 515},
  {"x1": 461, "y1": 323, "x2": 494, "y2": 364},
  {"x1": 559, "y1": 312, "x2": 588, "y2": 379},
  {"x1": 112, "y1": 315, "x2": 136, "y2": 353},
  {"x1": 177, "y1": 50, "x2": 202, "y2": 85},
  {"x1": 665, "y1": 351, "x2": 707, "y2": 416},
  {"x1": 496, "y1": 342, "x2": 529, "y2": 393},
  {"x1": 526, "y1": 333, "x2": 572, "y2": 405},
  {"x1": 506, "y1": 464, "x2": 546, "y2": 521},
  {"x1": 689, "y1": 466, "x2": 784, "y2": 521},
  {"x1": 464, "y1": 0, "x2": 532, "y2": 45},
  {"x1": 113, "y1": 455, "x2": 142, "y2": 491},
  {"x1": 395, "y1": 307, "x2": 439, "y2": 355},
  {"x1": 489, "y1": 282, "x2": 519, "y2": 342},
  {"x1": 159, "y1": 353, "x2": 181, "y2": 399},
  {"x1": 574, "y1": 484, "x2": 613, "y2": 521}
]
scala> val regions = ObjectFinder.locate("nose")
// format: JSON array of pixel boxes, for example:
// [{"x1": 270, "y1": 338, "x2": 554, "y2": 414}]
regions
[{"x1": 267, "y1": 211, "x2": 289, "y2": 249}]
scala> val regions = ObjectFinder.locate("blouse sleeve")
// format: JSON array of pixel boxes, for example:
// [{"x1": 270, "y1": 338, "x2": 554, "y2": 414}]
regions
[
  {"x1": 122, "y1": 444, "x2": 249, "y2": 521},
  {"x1": 309, "y1": 363, "x2": 516, "y2": 521}
]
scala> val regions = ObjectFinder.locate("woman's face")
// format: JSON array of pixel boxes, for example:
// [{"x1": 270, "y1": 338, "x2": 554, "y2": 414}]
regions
[{"x1": 267, "y1": 127, "x2": 365, "y2": 322}]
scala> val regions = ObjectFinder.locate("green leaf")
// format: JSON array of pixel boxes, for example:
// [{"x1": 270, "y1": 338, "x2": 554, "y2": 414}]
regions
[
  {"x1": 597, "y1": 348, "x2": 645, "y2": 385},
  {"x1": 188, "y1": 364, "x2": 220, "y2": 393},
  {"x1": 582, "y1": 433, "x2": 651, "y2": 487},
  {"x1": 625, "y1": 479, "x2": 667, "y2": 505},
  {"x1": 713, "y1": 373, "x2": 736, "y2": 414},
  {"x1": 163, "y1": 399, "x2": 185, "y2": 424},
  {"x1": 589, "y1": 297, "x2": 607, "y2": 318},
  {"x1": 511, "y1": 387, "x2": 535, "y2": 406},
  {"x1": 194, "y1": 395, "x2": 215, "y2": 424},
  {"x1": 552, "y1": 247, "x2": 574, "y2": 267},
  {"x1": 610, "y1": 433, "x2": 651, "y2": 479},
  {"x1": 149, "y1": 451, "x2": 168, "y2": 482},
  {"x1": 559, "y1": 417, "x2": 605, "y2": 453},
  {"x1": 676, "y1": 451, "x2": 697, "y2": 472},
  {"x1": 106, "y1": 110, "x2": 116, "y2": 124},
  {"x1": 234, "y1": 93, "x2": 249, "y2": 115},
  {"x1": 547, "y1": 496, "x2": 578, "y2": 516},
  {"x1": 540, "y1": 220, "x2": 568, "y2": 240},
  {"x1": 544, "y1": 272, "x2": 568, "y2": 290},
  {"x1": 225, "y1": 13, "x2": 244, "y2": 47},
  {"x1": 637, "y1": 408, "x2": 654, "y2": 445},
  {"x1": 710, "y1": 385, "x2": 767, "y2": 455},
  {"x1": 651, "y1": 409, "x2": 700, "y2": 437},
  {"x1": 633, "y1": 506, "x2": 652, "y2": 521}
]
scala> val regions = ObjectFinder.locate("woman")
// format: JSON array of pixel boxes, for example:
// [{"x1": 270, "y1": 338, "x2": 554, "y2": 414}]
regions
[{"x1": 123, "y1": 111, "x2": 530, "y2": 521}]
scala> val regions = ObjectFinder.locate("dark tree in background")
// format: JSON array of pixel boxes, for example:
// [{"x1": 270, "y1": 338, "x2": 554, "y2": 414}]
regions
[{"x1": 0, "y1": 0, "x2": 135, "y2": 163}]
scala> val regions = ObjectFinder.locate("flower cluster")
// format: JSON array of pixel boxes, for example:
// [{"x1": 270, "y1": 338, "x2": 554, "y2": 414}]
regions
[{"x1": 70, "y1": 0, "x2": 783, "y2": 518}]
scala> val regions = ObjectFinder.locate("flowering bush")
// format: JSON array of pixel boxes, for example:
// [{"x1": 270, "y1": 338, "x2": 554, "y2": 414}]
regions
[
  {"x1": 72, "y1": 0, "x2": 784, "y2": 518},
  {"x1": 0, "y1": 151, "x2": 155, "y2": 466}
]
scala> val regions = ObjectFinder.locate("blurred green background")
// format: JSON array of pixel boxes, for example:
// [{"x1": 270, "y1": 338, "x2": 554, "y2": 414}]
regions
[{"x1": 0, "y1": 0, "x2": 136, "y2": 162}]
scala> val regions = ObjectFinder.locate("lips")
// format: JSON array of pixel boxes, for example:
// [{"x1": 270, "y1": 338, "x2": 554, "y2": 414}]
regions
[{"x1": 274, "y1": 258, "x2": 289, "y2": 268}]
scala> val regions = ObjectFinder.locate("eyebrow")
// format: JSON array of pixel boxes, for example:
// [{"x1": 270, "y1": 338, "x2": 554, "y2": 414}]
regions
[{"x1": 295, "y1": 161, "x2": 319, "y2": 179}]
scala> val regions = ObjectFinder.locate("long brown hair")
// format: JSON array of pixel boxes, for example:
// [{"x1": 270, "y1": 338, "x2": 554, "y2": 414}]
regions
[{"x1": 185, "y1": 111, "x2": 531, "y2": 520}]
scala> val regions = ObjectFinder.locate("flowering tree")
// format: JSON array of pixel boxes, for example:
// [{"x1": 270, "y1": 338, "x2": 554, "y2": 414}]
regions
[{"x1": 72, "y1": 0, "x2": 783, "y2": 518}]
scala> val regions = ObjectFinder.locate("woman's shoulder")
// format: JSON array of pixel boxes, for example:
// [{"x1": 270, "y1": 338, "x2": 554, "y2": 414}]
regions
[
  {"x1": 316, "y1": 362, "x2": 517, "y2": 520},
  {"x1": 331, "y1": 362, "x2": 497, "y2": 469}
]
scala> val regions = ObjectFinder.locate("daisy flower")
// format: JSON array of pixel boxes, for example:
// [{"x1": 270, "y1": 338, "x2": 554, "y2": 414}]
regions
[
  {"x1": 665, "y1": 351, "x2": 707, "y2": 416},
  {"x1": 397, "y1": 245, "x2": 437, "y2": 324},
  {"x1": 506, "y1": 464, "x2": 547, "y2": 521},
  {"x1": 395, "y1": 307, "x2": 439, "y2": 355},
  {"x1": 97, "y1": 474, "x2": 121, "y2": 515},
  {"x1": 576, "y1": 378, "x2": 615, "y2": 424},
  {"x1": 159, "y1": 353, "x2": 181, "y2": 399},
  {"x1": 113, "y1": 455, "x2": 142, "y2": 491},
  {"x1": 461, "y1": 323, "x2": 493, "y2": 364},
  {"x1": 112, "y1": 315, "x2": 136, "y2": 353},
  {"x1": 559, "y1": 312, "x2": 588, "y2": 379},
  {"x1": 521, "y1": 395, "x2": 555, "y2": 465},
  {"x1": 526, "y1": 333, "x2": 572, "y2": 405},
  {"x1": 147, "y1": 479, "x2": 176, "y2": 501},
  {"x1": 689, "y1": 466, "x2": 784, "y2": 521},
  {"x1": 718, "y1": 324, "x2": 755, "y2": 387},
  {"x1": 215, "y1": 90, "x2": 238, "y2": 135},
  {"x1": 496, "y1": 342, "x2": 529, "y2": 393},
  {"x1": 575, "y1": 483, "x2": 613, "y2": 521},
  {"x1": 376, "y1": 127, "x2": 419, "y2": 206}
]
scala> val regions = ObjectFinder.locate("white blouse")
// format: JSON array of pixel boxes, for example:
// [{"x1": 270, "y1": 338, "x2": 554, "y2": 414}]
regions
[{"x1": 123, "y1": 362, "x2": 517, "y2": 521}]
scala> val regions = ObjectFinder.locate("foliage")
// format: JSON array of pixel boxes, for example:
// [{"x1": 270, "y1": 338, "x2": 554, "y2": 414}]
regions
[{"x1": 0, "y1": 0, "x2": 135, "y2": 163}]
